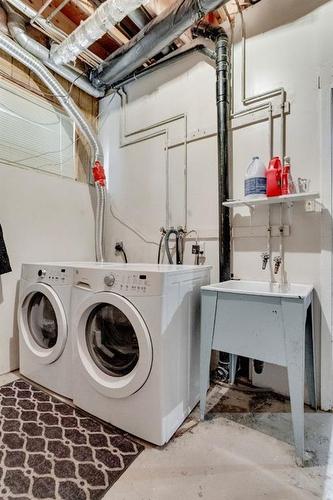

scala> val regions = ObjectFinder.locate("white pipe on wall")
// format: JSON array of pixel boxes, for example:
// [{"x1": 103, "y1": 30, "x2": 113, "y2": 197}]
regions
[
  {"x1": 50, "y1": 0, "x2": 148, "y2": 66},
  {"x1": 230, "y1": 1, "x2": 287, "y2": 284}
]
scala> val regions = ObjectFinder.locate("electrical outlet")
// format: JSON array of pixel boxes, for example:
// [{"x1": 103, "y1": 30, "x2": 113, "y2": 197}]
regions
[
  {"x1": 305, "y1": 200, "x2": 315, "y2": 213},
  {"x1": 115, "y1": 241, "x2": 124, "y2": 253}
]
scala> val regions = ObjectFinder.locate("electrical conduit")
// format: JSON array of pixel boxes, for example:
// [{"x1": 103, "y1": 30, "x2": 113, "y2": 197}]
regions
[{"x1": 0, "y1": 30, "x2": 106, "y2": 261}]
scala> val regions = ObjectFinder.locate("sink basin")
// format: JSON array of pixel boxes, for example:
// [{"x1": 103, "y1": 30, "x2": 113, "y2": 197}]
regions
[{"x1": 202, "y1": 280, "x2": 313, "y2": 299}]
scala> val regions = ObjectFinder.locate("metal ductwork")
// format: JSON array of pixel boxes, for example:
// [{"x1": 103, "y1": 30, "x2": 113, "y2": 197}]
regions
[
  {"x1": 5, "y1": 0, "x2": 61, "y2": 40},
  {"x1": 3, "y1": 5, "x2": 104, "y2": 98},
  {"x1": 111, "y1": 38, "x2": 215, "y2": 89},
  {"x1": 0, "y1": 30, "x2": 105, "y2": 262},
  {"x1": 91, "y1": 0, "x2": 229, "y2": 88},
  {"x1": 50, "y1": 0, "x2": 148, "y2": 66},
  {"x1": 5, "y1": 0, "x2": 100, "y2": 67}
]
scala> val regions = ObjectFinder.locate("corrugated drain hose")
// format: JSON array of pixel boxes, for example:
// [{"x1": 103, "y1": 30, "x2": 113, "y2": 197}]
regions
[
  {"x1": 157, "y1": 233, "x2": 165, "y2": 264},
  {"x1": 165, "y1": 228, "x2": 181, "y2": 265}
]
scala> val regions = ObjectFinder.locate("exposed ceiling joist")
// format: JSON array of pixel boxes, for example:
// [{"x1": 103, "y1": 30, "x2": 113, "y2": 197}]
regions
[
  {"x1": 27, "y1": 0, "x2": 110, "y2": 58},
  {"x1": 11, "y1": 0, "x2": 258, "y2": 73}
]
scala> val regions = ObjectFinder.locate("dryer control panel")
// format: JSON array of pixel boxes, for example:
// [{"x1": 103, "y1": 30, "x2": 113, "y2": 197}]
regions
[
  {"x1": 74, "y1": 268, "x2": 164, "y2": 296},
  {"x1": 104, "y1": 272, "x2": 150, "y2": 294}
]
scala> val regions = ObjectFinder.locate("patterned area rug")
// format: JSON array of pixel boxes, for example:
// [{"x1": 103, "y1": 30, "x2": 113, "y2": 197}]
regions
[{"x1": 0, "y1": 379, "x2": 144, "y2": 499}]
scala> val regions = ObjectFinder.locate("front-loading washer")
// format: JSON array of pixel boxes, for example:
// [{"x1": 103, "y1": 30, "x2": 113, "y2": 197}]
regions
[
  {"x1": 71, "y1": 263, "x2": 211, "y2": 445},
  {"x1": 18, "y1": 263, "x2": 76, "y2": 399}
]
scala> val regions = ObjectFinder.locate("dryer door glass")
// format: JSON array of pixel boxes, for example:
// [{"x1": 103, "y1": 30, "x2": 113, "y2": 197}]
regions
[
  {"x1": 86, "y1": 303, "x2": 139, "y2": 377},
  {"x1": 27, "y1": 292, "x2": 58, "y2": 349}
]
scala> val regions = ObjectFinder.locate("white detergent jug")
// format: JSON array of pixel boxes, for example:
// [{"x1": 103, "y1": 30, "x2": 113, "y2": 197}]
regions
[{"x1": 244, "y1": 156, "x2": 267, "y2": 198}]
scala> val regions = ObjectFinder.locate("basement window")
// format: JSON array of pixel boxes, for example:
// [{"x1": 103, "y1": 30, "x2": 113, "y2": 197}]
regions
[{"x1": 0, "y1": 81, "x2": 75, "y2": 178}]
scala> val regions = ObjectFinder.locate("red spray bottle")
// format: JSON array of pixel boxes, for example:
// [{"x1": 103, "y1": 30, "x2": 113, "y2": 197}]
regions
[
  {"x1": 281, "y1": 156, "x2": 295, "y2": 195},
  {"x1": 266, "y1": 156, "x2": 282, "y2": 197}
]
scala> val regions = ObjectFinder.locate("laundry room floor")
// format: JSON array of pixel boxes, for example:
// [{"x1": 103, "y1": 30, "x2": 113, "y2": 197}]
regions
[{"x1": 2, "y1": 372, "x2": 333, "y2": 500}]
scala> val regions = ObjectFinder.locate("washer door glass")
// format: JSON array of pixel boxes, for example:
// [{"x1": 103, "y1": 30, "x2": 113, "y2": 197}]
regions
[
  {"x1": 27, "y1": 292, "x2": 58, "y2": 349},
  {"x1": 86, "y1": 303, "x2": 139, "y2": 377}
]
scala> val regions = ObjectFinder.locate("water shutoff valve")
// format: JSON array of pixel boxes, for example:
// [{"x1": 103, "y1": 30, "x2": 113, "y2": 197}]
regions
[
  {"x1": 261, "y1": 252, "x2": 270, "y2": 270},
  {"x1": 273, "y1": 256, "x2": 282, "y2": 274}
]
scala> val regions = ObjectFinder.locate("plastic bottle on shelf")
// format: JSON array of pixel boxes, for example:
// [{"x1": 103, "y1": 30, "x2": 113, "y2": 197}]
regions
[
  {"x1": 244, "y1": 156, "x2": 267, "y2": 199},
  {"x1": 266, "y1": 156, "x2": 282, "y2": 197},
  {"x1": 281, "y1": 156, "x2": 295, "y2": 195}
]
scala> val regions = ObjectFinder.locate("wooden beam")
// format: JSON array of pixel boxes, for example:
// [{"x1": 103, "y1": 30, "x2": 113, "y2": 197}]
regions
[{"x1": 26, "y1": 0, "x2": 109, "y2": 58}]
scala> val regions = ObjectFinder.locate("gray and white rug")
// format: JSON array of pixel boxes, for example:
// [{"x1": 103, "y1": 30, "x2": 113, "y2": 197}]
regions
[{"x1": 0, "y1": 379, "x2": 144, "y2": 499}]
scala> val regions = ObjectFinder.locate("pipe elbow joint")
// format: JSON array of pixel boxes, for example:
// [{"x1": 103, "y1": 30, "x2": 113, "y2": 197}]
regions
[{"x1": 89, "y1": 69, "x2": 106, "y2": 90}]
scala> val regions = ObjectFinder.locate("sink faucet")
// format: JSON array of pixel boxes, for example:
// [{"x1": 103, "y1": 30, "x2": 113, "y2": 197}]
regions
[
  {"x1": 261, "y1": 252, "x2": 270, "y2": 270},
  {"x1": 273, "y1": 256, "x2": 282, "y2": 274}
]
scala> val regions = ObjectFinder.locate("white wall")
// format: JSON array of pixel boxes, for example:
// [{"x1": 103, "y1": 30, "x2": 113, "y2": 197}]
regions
[
  {"x1": 100, "y1": 55, "x2": 220, "y2": 279},
  {"x1": 99, "y1": 0, "x2": 333, "y2": 408},
  {"x1": 0, "y1": 165, "x2": 95, "y2": 374}
]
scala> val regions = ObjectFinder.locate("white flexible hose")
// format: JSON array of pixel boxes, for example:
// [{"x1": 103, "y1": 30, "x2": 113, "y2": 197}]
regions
[
  {"x1": 95, "y1": 182, "x2": 106, "y2": 262},
  {"x1": 0, "y1": 31, "x2": 105, "y2": 261}
]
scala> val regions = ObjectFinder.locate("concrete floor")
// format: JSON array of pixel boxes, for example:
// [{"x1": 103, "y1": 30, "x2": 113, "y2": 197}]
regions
[
  {"x1": 2, "y1": 372, "x2": 333, "y2": 500},
  {"x1": 109, "y1": 384, "x2": 333, "y2": 500}
]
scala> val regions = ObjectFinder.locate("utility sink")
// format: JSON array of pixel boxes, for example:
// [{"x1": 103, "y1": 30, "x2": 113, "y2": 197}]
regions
[
  {"x1": 202, "y1": 280, "x2": 313, "y2": 299},
  {"x1": 200, "y1": 281, "x2": 316, "y2": 466}
]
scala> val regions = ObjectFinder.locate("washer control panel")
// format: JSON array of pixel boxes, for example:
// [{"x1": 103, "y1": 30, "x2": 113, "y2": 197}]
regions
[
  {"x1": 37, "y1": 266, "x2": 74, "y2": 285},
  {"x1": 104, "y1": 274, "x2": 116, "y2": 287},
  {"x1": 20, "y1": 264, "x2": 74, "y2": 285}
]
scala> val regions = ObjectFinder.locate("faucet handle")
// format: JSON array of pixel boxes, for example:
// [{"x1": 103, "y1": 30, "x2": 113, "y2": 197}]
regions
[
  {"x1": 261, "y1": 252, "x2": 270, "y2": 270},
  {"x1": 273, "y1": 256, "x2": 282, "y2": 274}
]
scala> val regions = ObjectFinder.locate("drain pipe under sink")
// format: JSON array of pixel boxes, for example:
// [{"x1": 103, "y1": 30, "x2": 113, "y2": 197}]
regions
[{"x1": 0, "y1": 28, "x2": 106, "y2": 262}]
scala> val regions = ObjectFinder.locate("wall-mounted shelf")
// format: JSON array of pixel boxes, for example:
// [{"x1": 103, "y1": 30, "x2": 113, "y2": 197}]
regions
[{"x1": 223, "y1": 192, "x2": 320, "y2": 209}]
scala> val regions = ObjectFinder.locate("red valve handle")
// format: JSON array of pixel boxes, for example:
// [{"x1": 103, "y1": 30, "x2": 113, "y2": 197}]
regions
[{"x1": 93, "y1": 161, "x2": 106, "y2": 186}]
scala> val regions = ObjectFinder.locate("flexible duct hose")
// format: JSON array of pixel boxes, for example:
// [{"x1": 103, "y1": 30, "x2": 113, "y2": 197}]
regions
[
  {"x1": 5, "y1": 7, "x2": 104, "y2": 98},
  {"x1": 0, "y1": 31, "x2": 105, "y2": 262},
  {"x1": 95, "y1": 183, "x2": 106, "y2": 262}
]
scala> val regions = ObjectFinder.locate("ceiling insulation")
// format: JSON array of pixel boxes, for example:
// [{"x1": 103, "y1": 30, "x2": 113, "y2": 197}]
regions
[{"x1": 6, "y1": 0, "x2": 259, "y2": 69}]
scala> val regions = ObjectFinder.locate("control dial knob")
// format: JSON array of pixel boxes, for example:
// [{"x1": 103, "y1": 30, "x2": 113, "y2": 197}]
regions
[
  {"x1": 38, "y1": 269, "x2": 46, "y2": 278},
  {"x1": 104, "y1": 274, "x2": 115, "y2": 287}
]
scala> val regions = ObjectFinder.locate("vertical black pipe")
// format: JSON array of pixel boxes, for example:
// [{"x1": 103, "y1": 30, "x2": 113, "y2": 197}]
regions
[
  {"x1": 215, "y1": 30, "x2": 232, "y2": 382},
  {"x1": 216, "y1": 31, "x2": 231, "y2": 282}
]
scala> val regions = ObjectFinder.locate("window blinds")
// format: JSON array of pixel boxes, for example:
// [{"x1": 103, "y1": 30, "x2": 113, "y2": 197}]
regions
[{"x1": 0, "y1": 81, "x2": 75, "y2": 178}]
